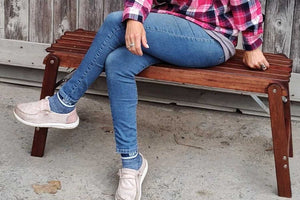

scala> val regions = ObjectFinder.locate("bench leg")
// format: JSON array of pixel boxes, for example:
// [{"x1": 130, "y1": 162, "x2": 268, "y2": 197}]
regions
[
  {"x1": 31, "y1": 54, "x2": 60, "y2": 157},
  {"x1": 268, "y1": 84, "x2": 292, "y2": 198},
  {"x1": 284, "y1": 87, "x2": 293, "y2": 158}
]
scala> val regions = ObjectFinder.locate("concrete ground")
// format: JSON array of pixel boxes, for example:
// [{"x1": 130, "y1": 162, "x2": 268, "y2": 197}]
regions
[{"x1": 0, "y1": 82, "x2": 299, "y2": 200}]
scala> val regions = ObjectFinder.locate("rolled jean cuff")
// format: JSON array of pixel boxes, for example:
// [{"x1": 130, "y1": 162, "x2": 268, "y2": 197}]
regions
[
  {"x1": 58, "y1": 88, "x2": 78, "y2": 106},
  {"x1": 116, "y1": 147, "x2": 138, "y2": 155}
]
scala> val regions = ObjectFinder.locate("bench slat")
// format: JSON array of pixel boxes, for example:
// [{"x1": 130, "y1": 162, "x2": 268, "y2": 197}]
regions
[
  {"x1": 56, "y1": 39, "x2": 92, "y2": 47},
  {"x1": 61, "y1": 35, "x2": 94, "y2": 43},
  {"x1": 206, "y1": 66, "x2": 290, "y2": 80},
  {"x1": 47, "y1": 46, "x2": 88, "y2": 54},
  {"x1": 220, "y1": 61, "x2": 291, "y2": 74},
  {"x1": 218, "y1": 59, "x2": 291, "y2": 73},
  {"x1": 64, "y1": 31, "x2": 96, "y2": 39},
  {"x1": 158, "y1": 62, "x2": 290, "y2": 80},
  {"x1": 138, "y1": 65, "x2": 288, "y2": 95},
  {"x1": 52, "y1": 43, "x2": 90, "y2": 51}
]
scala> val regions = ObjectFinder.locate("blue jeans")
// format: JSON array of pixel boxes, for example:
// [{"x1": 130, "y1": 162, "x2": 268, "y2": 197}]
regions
[{"x1": 59, "y1": 11, "x2": 225, "y2": 154}]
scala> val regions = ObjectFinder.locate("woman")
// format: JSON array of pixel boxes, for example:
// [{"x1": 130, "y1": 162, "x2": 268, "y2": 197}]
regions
[{"x1": 14, "y1": 0, "x2": 269, "y2": 199}]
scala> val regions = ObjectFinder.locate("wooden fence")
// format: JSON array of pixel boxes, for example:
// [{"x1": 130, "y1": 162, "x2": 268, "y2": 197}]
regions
[{"x1": 0, "y1": 0, "x2": 299, "y2": 72}]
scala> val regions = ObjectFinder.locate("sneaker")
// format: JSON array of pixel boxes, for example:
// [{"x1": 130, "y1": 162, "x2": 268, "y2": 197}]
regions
[
  {"x1": 13, "y1": 97, "x2": 79, "y2": 129},
  {"x1": 115, "y1": 154, "x2": 148, "y2": 200}
]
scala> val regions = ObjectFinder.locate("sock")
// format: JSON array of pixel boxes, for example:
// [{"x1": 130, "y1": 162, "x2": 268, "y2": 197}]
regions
[
  {"x1": 48, "y1": 93, "x2": 75, "y2": 114},
  {"x1": 121, "y1": 152, "x2": 142, "y2": 170}
]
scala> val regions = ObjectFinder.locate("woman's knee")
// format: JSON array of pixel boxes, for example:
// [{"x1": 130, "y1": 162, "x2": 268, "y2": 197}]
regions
[
  {"x1": 105, "y1": 47, "x2": 158, "y2": 81},
  {"x1": 105, "y1": 48, "x2": 135, "y2": 81},
  {"x1": 105, "y1": 51, "x2": 118, "y2": 78}
]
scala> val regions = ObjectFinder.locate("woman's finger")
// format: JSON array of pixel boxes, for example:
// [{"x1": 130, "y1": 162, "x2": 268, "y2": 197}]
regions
[
  {"x1": 258, "y1": 57, "x2": 270, "y2": 70},
  {"x1": 142, "y1": 32, "x2": 149, "y2": 49},
  {"x1": 128, "y1": 34, "x2": 143, "y2": 56},
  {"x1": 134, "y1": 34, "x2": 143, "y2": 56}
]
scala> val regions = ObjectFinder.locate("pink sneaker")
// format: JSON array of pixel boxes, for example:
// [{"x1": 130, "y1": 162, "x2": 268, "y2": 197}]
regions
[
  {"x1": 115, "y1": 154, "x2": 148, "y2": 200},
  {"x1": 13, "y1": 97, "x2": 79, "y2": 129}
]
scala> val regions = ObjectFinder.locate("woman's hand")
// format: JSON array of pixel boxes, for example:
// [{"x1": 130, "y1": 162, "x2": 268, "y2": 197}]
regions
[
  {"x1": 125, "y1": 20, "x2": 149, "y2": 56},
  {"x1": 243, "y1": 48, "x2": 270, "y2": 70}
]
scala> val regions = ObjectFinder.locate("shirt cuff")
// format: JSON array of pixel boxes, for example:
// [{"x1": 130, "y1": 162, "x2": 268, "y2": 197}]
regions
[
  {"x1": 243, "y1": 36, "x2": 263, "y2": 51},
  {"x1": 122, "y1": 7, "x2": 144, "y2": 23}
]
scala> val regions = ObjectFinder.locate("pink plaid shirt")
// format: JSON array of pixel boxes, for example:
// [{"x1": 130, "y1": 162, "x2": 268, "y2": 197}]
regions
[{"x1": 123, "y1": 0, "x2": 263, "y2": 50}]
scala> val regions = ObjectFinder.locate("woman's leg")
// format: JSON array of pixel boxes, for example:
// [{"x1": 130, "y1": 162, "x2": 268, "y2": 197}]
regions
[
  {"x1": 57, "y1": 12, "x2": 224, "y2": 109},
  {"x1": 105, "y1": 14, "x2": 225, "y2": 198},
  {"x1": 105, "y1": 47, "x2": 160, "y2": 157},
  {"x1": 14, "y1": 11, "x2": 127, "y2": 128},
  {"x1": 105, "y1": 47, "x2": 160, "y2": 200},
  {"x1": 15, "y1": 11, "x2": 226, "y2": 200},
  {"x1": 142, "y1": 13, "x2": 225, "y2": 67},
  {"x1": 57, "y1": 11, "x2": 126, "y2": 107},
  {"x1": 105, "y1": 12, "x2": 225, "y2": 158}
]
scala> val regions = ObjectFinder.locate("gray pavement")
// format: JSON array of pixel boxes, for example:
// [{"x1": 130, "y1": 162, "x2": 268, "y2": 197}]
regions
[{"x1": 0, "y1": 82, "x2": 299, "y2": 200}]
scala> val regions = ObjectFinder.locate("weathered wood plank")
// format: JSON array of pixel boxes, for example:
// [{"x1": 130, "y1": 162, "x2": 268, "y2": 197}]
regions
[
  {"x1": 29, "y1": 0, "x2": 52, "y2": 43},
  {"x1": 4, "y1": 0, "x2": 28, "y2": 40},
  {"x1": 291, "y1": 0, "x2": 300, "y2": 73},
  {"x1": 290, "y1": 73, "x2": 300, "y2": 102},
  {"x1": 78, "y1": 0, "x2": 104, "y2": 31},
  {"x1": 0, "y1": 0, "x2": 4, "y2": 38},
  {"x1": 258, "y1": 0, "x2": 266, "y2": 51},
  {"x1": 53, "y1": 0, "x2": 77, "y2": 40},
  {"x1": 0, "y1": 39, "x2": 49, "y2": 69},
  {"x1": 103, "y1": 0, "x2": 123, "y2": 18},
  {"x1": 0, "y1": 1, "x2": 4, "y2": 38},
  {"x1": 263, "y1": 0, "x2": 295, "y2": 57},
  {"x1": 260, "y1": 0, "x2": 266, "y2": 14}
]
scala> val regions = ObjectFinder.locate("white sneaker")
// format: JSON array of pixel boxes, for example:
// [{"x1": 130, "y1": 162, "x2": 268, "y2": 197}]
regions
[
  {"x1": 115, "y1": 154, "x2": 148, "y2": 200},
  {"x1": 13, "y1": 97, "x2": 79, "y2": 129}
]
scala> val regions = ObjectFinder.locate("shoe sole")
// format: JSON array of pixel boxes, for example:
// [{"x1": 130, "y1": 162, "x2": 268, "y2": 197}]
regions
[{"x1": 13, "y1": 109, "x2": 79, "y2": 129}]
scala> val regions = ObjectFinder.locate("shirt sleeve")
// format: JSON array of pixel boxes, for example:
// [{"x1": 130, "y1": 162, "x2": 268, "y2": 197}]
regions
[
  {"x1": 122, "y1": 0, "x2": 153, "y2": 23},
  {"x1": 230, "y1": 0, "x2": 264, "y2": 50}
]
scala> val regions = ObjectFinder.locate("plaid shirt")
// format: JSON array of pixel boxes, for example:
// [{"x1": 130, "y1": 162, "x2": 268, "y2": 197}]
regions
[{"x1": 123, "y1": 0, "x2": 263, "y2": 50}]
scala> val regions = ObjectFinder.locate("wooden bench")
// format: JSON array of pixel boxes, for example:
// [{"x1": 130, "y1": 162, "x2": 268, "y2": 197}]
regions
[{"x1": 32, "y1": 29, "x2": 293, "y2": 198}]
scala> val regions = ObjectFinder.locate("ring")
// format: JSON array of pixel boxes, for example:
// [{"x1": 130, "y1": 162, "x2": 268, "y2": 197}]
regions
[
  {"x1": 127, "y1": 43, "x2": 135, "y2": 49},
  {"x1": 260, "y1": 64, "x2": 267, "y2": 71}
]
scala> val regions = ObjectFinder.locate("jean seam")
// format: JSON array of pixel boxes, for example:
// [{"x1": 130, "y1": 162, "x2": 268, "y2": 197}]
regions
[{"x1": 117, "y1": 148, "x2": 138, "y2": 154}]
